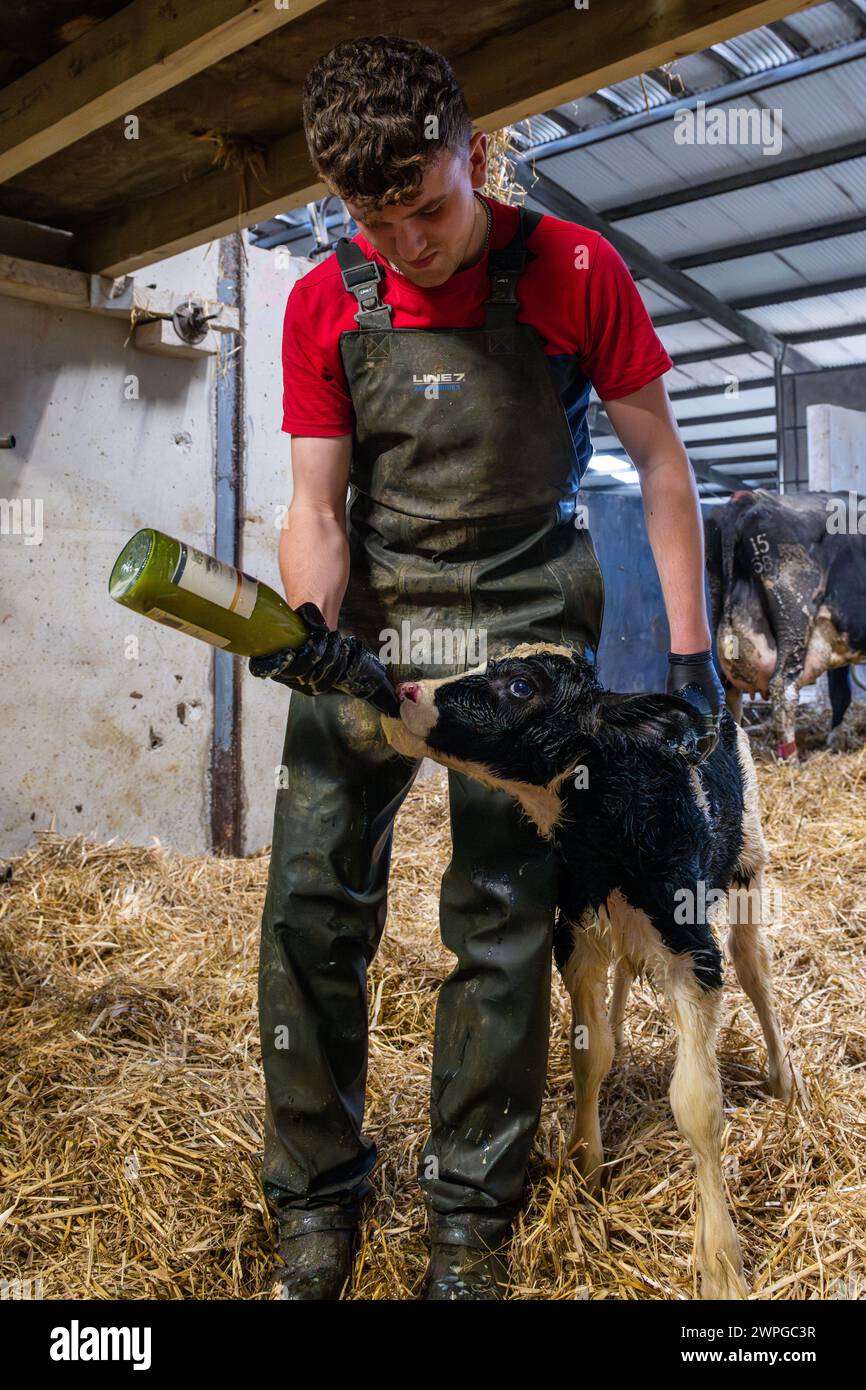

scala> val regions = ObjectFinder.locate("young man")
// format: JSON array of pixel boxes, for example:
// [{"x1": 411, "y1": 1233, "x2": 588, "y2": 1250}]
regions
[{"x1": 250, "y1": 35, "x2": 724, "y2": 1299}]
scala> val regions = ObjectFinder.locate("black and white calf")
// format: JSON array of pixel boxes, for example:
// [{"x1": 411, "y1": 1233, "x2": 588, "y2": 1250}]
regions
[{"x1": 382, "y1": 643, "x2": 797, "y2": 1300}]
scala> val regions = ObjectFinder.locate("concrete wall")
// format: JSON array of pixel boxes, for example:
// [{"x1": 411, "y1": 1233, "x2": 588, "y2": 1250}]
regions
[
  {"x1": 239, "y1": 247, "x2": 316, "y2": 854},
  {"x1": 1, "y1": 246, "x2": 221, "y2": 856},
  {"x1": 807, "y1": 402, "x2": 866, "y2": 492},
  {"x1": 780, "y1": 365, "x2": 866, "y2": 490}
]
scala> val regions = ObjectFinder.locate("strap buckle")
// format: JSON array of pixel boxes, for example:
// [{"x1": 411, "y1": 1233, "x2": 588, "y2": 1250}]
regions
[
  {"x1": 340, "y1": 260, "x2": 382, "y2": 294},
  {"x1": 339, "y1": 257, "x2": 392, "y2": 328}
]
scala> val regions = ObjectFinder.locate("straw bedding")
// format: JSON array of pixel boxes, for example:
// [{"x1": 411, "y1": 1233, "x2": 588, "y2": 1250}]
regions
[{"x1": 1, "y1": 711, "x2": 864, "y2": 1300}]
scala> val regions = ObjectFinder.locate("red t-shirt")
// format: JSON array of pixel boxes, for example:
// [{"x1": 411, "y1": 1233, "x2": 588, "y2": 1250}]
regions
[{"x1": 281, "y1": 193, "x2": 671, "y2": 464}]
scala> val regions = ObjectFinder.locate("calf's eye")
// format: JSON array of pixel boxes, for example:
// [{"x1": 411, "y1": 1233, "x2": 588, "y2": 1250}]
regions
[{"x1": 507, "y1": 677, "x2": 535, "y2": 700}]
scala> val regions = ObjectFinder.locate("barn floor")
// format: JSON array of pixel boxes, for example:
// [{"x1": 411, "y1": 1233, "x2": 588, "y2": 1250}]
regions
[{"x1": 1, "y1": 712, "x2": 865, "y2": 1300}]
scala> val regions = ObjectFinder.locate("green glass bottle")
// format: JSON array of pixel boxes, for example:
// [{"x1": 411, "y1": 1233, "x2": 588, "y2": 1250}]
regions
[{"x1": 109, "y1": 528, "x2": 309, "y2": 657}]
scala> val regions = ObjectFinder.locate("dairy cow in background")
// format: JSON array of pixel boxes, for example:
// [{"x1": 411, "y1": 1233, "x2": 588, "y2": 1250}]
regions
[{"x1": 704, "y1": 489, "x2": 866, "y2": 759}]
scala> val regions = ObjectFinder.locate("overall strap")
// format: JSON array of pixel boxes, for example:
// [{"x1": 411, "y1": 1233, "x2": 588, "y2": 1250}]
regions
[
  {"x1": 484, "y1": 206, "x2": 544, "y2": 330},
  {"x1": 335, "y1": 237, "x2": 393, "y2": 330}
]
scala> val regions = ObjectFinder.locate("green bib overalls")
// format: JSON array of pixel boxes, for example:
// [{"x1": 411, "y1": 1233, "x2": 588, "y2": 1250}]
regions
[{"x1": 258, "y1": 204, "x2": 605, "y2": 1248}]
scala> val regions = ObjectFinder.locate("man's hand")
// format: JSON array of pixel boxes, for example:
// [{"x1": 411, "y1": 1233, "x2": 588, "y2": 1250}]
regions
[
  {"x1": 666, "y1": 649, "x2": 726, "y2": 764},
  {"x1": 249, "y1": 602, "x2": 400, "y2": 717}
]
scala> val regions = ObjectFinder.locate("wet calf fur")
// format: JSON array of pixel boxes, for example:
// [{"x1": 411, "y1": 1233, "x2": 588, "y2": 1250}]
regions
[{"x1": 382, "y1": 642, "x2": 796, "y2": 1300}]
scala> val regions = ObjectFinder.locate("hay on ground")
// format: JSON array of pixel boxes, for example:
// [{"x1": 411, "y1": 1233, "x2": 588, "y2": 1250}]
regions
[{"x1": 1, "y1": 744, "x2": 864, "y2": 1299}]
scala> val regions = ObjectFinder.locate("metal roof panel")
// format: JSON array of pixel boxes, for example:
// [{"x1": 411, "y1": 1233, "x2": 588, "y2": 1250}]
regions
[
  {"x1": 711, "y1": 26, "x2": 798, "y2": 76},
  {"x1": 685, "y1": 232, "x2": 866, "y2": 298}
]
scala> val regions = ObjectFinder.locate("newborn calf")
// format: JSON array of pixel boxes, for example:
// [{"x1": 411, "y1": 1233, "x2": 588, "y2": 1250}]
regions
[{"x1": 382, "y1": 642, "x2": 796, "y2": 1300}]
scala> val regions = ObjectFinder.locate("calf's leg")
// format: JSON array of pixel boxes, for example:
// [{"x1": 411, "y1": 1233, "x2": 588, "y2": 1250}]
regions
[
  {"x1": 608, "y1": 958, "x2": 634, "y2": 1052},
  {"x1": 727, "y1": 873, "x2": 795, "y2": 1101},
  {"x1": 665, "y1": 960, "x2": 747, "y2": 1300},
  {"x1": 561, "y1": 915, "x2": 614, "y2": 1190}
]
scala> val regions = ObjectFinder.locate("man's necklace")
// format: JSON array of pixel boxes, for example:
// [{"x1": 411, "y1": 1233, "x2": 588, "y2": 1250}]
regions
[
  {"x1": 386, "y1": 194, "x2": 492, "y2": 275},
  {"x1": 474, "y1": 191, "x2": 493, "y2": 256}
]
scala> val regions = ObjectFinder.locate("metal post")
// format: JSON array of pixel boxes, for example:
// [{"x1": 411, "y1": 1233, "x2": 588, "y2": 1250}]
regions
[
  {"x1": 211, "y1": 232, "x2": 245, "y2": 854},
  {"x1": 775, "y1": 357, "x2": 785, "y2": 495}
]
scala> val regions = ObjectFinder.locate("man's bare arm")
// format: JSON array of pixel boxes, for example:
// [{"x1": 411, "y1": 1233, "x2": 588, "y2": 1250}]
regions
[
  {"x1": 280, "y1": 435, "x2": 352, "y2": 630},
  {"x1": 603, "y1": 378, "x2": 711, "y2": 653}
]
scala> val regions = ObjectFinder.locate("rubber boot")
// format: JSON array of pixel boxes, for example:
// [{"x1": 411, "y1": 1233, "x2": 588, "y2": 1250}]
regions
[
  {"x1": 418, "y1": 769, "x2": 561, "y2": 1226},
  {"x1": 259, "y1": 689, "x2": 421, "y2": 1225},
  {"x1": 423, "y1": 1228, "x2": 512, "y2": 1300},
  {"x1": 276, "y1": 1225, "x2": 357, "y2": 1301}
]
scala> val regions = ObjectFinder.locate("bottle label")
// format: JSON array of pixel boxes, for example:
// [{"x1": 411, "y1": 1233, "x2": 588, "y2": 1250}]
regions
[
  {"x1": 147, "y1": 606, "x2": 231, "y2": 648},
  {"x1": 172, "y1": 543, "x2": 258, "y2": 620}
]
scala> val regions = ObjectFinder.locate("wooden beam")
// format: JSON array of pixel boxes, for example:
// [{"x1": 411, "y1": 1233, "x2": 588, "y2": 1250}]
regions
[
  {"x1": 0, "y1": 251, "x2": 238, "y2": 330},
  {"x1": 454, "y1": 0, "x2": 821, "y2": 131},
  {"x1": 135, "y1": 319, "x2": 219, "y2": 358},
  {"x1": 69, "y1": 0, "x2": 823, "y2": 275},
  {"x1": 0, "y1": 0, "x2": 328, "y2": 183},
  {"x1": 75, "y1": 130, "x2": 325, "y2": 276},
  {"x1": 0, "y1": 252, "x2": 88, "y2": 308}
]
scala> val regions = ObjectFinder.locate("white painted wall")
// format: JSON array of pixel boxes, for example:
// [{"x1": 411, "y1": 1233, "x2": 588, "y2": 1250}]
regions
[
  {"x1": 0, "y1": 245, "x2": 220, "y2": 856},
  {"x1": 240, "y1": 245, "x2": 316, "y2": 853},
  {"x1": 807, "y1": 402, "x2": 866, "y2": 492}
]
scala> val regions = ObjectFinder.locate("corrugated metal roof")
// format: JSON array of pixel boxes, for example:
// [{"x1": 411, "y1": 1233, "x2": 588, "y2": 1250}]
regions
[
  {"x1": 754, "y1": 61, "x2": 866, "y2": 144},
  {"x1": 656, "y1": 321, "x2": 741, "y2": 354},
  {"x1": 250, "y1": 5, "x2": 865, "y2": 495},
  {"x1": 538, "y1": 64, "x2": 866, "y2": 210},
  {"x1": 680, "y1": 413, "x2": 777, "y2": 440},
  {"x1": 711, "y1": 27, "x2": 799, "y2": 75},
  {"x1": 690, "y1": 439, "x2": 777, "y2": 459},
  {"x1": 636, "y1": 285, "x2": 691, "y2": 316},
  {"x1": 784, "y1": 2, "x2": 866, "y2": 50},
  {"x1": 665, "y1": 353, "x2": 774, "y2": 391},
  {"x1": 747, "y1": 288, "x2": 866, "y2": 334},
  {"x1": 669, "y1": 50, "x2": 742, "y2": 92},
  {"x1": 597, "y1": 74, "x2": 675, "y2": 114},
  {"x1": 687, "y1": 230, "x2": 866, "y2": 301},
  {"x1": 674, "y1": 385, "x2": 777, "y2": 417},
  {"x1": 511, "y1": 113, "x2": 570, "y2": 148},
  {"x1": 790, "y1": 332, "x2": 866, "y2": 367},
  {"x1": 611, "y1": 158, "x2": 866, "y2": 260}
]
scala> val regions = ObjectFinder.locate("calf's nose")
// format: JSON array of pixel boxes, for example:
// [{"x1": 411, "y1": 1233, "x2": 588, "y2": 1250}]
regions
[{"x1": 397, "y1": 681, "x2": 421, "y2": 703}]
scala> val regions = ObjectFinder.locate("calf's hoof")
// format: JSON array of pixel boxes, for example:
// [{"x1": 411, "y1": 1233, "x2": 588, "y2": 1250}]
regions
[
  {"x1": 700, "y1": 1251, "x2": 750, "y2": 1301},
  {"x1": 567, "y1": 1136, "x2": 605, "y2": 1194},
  {"x1": 827, "y1": 723, "x2": 859, "y2": 753},
  {"x1": 700, "y1": 1253, "x2": 748, "y2": 1301},
  {"x1": 769, "y1": 1060, "x2": 810, "y2": 1109}
]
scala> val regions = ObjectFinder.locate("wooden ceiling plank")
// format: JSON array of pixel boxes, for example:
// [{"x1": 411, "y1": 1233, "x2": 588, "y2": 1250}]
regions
[
  {"x1": 0, "y1": 0, "x2": 328, "y2": 183},
  {"x1": 76, "y1": 129, "x2": 325, "y2": 275},
  {"x1": 0, "y1": 252, "x2": 89, "y2": 307},
  {"x1": 72, "y1": 0, "x2": 823, "y2": 275},
  {"x1": 456, "y1": 0, "x2": 820, "y2": 130}
]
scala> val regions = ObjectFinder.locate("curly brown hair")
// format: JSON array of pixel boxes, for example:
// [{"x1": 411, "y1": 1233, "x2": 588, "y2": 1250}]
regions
[{"x1": 302, "y1": 36, "x2": 473, "y2": 216}]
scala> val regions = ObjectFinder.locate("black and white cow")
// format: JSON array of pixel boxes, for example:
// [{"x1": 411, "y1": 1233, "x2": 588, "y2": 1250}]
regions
[
  {"x1": 382, "y1": 643, "x2": 797, "y2": 1300},
  {"x1": 705, "y1": 488, "x2": 866, "y2": 759}
]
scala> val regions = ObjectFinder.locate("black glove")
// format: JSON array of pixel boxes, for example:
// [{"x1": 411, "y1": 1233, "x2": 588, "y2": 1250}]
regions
[
  {"x1": 666, "y1": 649, "x2": 725, "y2": 765},
  {"x1": 249, "y1": 602, "x2": 400, "y2": 717}
]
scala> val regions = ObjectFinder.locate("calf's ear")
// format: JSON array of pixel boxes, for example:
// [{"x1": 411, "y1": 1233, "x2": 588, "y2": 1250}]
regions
[{"x1": 595, "y1": 692, "x2": 705, "y2": 748}]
